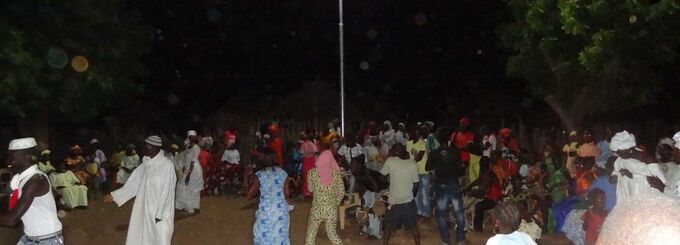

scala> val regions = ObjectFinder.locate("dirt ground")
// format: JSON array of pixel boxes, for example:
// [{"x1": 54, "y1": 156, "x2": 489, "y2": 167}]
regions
[{"x1": 0, "y1": 195, "x2": 572, "y2": 244}]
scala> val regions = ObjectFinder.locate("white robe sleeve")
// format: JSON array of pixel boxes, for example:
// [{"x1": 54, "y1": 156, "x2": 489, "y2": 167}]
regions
[
  {"x1": 153, "y1": 163, "x2": 177, "y2": 220},
  {"x1": 112, "y1": 165, "x2": 144, "y2": 207}
]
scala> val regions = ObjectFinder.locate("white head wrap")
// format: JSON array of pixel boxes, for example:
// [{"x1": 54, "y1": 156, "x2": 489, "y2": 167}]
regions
[
  {"x1": 90, "y1": 138, "x2": 100, "y2": 144},
  {"x1": 8, "y1": 137, "x2": 37, "y2": 150},
  {"x1": 672, "y1": 131, "x2": 680, "y2": 149},
  {"x1": 610, "y1": 130, "x2": 636, "y2": 151},
  {"x1": 384, "y1": 120, "x2": 392, "y2": 128}
]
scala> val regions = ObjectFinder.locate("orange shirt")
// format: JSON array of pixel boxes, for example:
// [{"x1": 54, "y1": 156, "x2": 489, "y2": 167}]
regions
[{"x1": 269, "y1": 138, "x2": 284, "y2": 167}]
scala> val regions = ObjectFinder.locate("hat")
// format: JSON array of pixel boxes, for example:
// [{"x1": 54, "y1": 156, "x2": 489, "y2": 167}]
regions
[
  {"x1": 673, "y1": 131, "x2": 680, "y2": 149},
  {"x1": 171, "y1": 144, "x2": 179, "y2": 150},
  {"x1": 459, "y1": 117, "x2": 470, "y2": 126},
  {"x1": 187, "y1": 130, "x2": 198, "y2": 137},
  {"x1": 41, "y1": 149, "x2": 51, "y2": 156},
  {"x1": 398, "y1": 122, "x2": 405, "y2": 127},
  {"x1": 569, "y1": 131, "x2": 578, "y2": 137},
  {"x1": 9, "y1": 137, "x2": 37, "y2": 150},
  {"x1": 610, "y1": 130, "x2": 636, "y2": 151},
  {"x1": 90, "y1": 138, "x2": 100, "y2": 144},
  {"x1": 268, "y1": 124, "x2": 279, "y2": 135},
  {"x1": 145, "y1": 135, "x2": 163, "y2": 147}
]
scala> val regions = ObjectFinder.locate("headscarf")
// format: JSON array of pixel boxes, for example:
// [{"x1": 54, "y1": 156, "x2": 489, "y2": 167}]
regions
[
  {"x1": 610, "y1": 130, "x2": 636, "y2": 151},
  {"x1": 672, "y1": 131, "x2": 680, "y2": 149},
  {"x1": 315, "y1": 150, "x2": 339, "y2": 186},
  {"x1": 224, "y1": 130, "x2": 237, "y2": 148},
  {"x1": 499, "y1": 128, "x2": 512, "y2": 138},
  {"x1": 383, "y1": 120, "x2": 392, "y2": 129},
  {"x1": 656, "y1": 137, "x2": 674, "y2": 160}
]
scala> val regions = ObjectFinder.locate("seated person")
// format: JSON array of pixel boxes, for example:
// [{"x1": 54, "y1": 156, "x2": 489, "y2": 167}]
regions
[
  {"x1": 486, "y1": 202, "x2": 536, "y2": 245},
  {"x1": 50, "y1": 159, "x2": 88, "y2": 209}
]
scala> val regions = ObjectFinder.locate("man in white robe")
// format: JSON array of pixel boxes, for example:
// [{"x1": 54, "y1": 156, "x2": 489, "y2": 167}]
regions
[
  {"x1": 175, "y1": 130, "x2": 203, "y2": 214},
  {"x1": 668, "y1": 131, "x2": 680, "y2": 196},
  {"x1": 104, "y1": 136, "x2": 176, "y2": 245},
  {"x1": 609, "y1": 130, "x2": 666, "y2": 204}
]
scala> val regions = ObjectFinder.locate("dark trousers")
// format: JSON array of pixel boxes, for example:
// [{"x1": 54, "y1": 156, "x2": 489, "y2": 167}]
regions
[{"x1": 473, "y1": 198, "x2": 497, "y2": 232}]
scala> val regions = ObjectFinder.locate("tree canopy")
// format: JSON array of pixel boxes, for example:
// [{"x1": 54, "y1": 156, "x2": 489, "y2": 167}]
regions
[
  {"x1": 0, "y1": 0, "x2": 151, "y2": 123},
  {"x1": 498, "y1": 0, "x2": 680, "y2": 130}
]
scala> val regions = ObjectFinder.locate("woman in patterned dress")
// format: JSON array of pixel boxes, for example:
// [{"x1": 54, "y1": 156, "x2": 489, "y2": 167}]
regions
[
  {"x1": 305, "y1": 147, "x2": 345, "y2": 245},
  {"x1": 245, "y1": 147, "x2": 291, "y2": 245}
]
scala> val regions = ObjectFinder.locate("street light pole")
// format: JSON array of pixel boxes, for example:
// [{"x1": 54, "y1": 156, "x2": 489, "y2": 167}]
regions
[{"x1": 338, "y1": 0, "x2": 345, "y2": 136}]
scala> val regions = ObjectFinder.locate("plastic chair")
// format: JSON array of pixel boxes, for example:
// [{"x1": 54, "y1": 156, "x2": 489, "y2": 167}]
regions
[{"x1": 339, "y1": 193, "x2": 360, "y2": 230}]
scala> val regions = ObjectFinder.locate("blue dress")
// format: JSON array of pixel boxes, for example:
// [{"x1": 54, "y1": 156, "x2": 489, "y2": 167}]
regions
[{"x1": 254, "y1": 167, "x2": 290, "y2": 245}]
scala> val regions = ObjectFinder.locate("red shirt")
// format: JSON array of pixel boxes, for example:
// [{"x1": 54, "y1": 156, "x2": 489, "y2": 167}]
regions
[
  {"x1": 584, "y1": 210, "x2": 606, "y2": 243},
  {"x1": 198, "y1": 149, "x2": 213, "y2": 179},
  {"x1": 451, "y1": 131, "x2": 475, "y2": 161},
  {"x1": 485, "y1": 175, "x2": 502, "y2": 201}
]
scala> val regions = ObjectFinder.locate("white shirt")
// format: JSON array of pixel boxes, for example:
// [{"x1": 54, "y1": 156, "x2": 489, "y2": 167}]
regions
[
  {"x1": 221, "y1": 149, "x2": 240, "y2": 164},
  {"x1": 483, "y1": 134, "x2": 497, "y2": 157},
  {"x1": 395, "y1": 131, "x2": 408, "y2": 145},
  {"x1": 12, "y1": 166, "x2": 62, "y2": 237},
  {"x1": 486, "y1": 231, "x2": 537, "y2": 245},
  {"x1": 112, "y1": 151, "x2": 177, "y2": 245},
  {"x1": 612, "y1": 157, "x2": 666, "y2": 203},
  {"x1": 338, "y1": 143, "x2": 364, "y2": 163}
]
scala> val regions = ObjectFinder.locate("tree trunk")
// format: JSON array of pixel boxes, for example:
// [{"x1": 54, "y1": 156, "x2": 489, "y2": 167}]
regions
[
  {"x1": 544, "y1": 95, "x2": 585, "y2": 133},
  {"x1": 17, "y1": 109, "x2": 50, "y2": 149}
]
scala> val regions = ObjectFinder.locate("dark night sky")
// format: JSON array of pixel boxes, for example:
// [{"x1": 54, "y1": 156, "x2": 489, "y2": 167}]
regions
[{"x1": 128, "y1": 0, "x2": 529, "y2": 126}]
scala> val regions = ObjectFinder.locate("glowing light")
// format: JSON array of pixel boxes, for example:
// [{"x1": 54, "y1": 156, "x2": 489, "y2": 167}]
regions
[
  {"x1": 477, "y1": 49, "x2": 483, "y2": 55},
  {"x1": 366, "y1": 29, "x2": 378, "y2": 39},
  {"x1": 167, "y1": 94, "x2": 179, "y2": 105},
  {"x1": 46, "y1": 47, "x2": 68, "y2": 69},
  {"x1": 71, "y1": 56, "x2": 89, "y2": 72},
  {"x1": 360, "y1": 61, "x2": 370, "y2": 70},
  {"x1": 629, "y1": 15, "x2": 637, "y2": 23},
  {"x1": 414, "y1": 12, "x2": 427, "y2": 26}
]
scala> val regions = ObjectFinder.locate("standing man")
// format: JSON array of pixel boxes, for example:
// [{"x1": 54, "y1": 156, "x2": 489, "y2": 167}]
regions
[
  {"x1": 450, "y1": 117, "x2": 475, "y2": 165},
  {"x1": 380, "y1": 143, "x2": 421, "y2": 245},
  {"x1": 1, "y1": 137, "x2": 64, "y2": 244},
  {"x1": 427, "y1": 134, "x2": 466, "y2": 245},
  {"x1": 407, "y1": 127, "x2": 430, "y2": 219},
  {"x1": 176, "y1": 130, "x2": 203, "y2": 214},
  {"x1": 104, "y1": 135, "x2": 177, "y2": 245}
]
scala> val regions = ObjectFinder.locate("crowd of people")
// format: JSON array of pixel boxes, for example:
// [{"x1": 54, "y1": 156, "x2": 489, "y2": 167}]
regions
[{"x1": 3, "y1": 116, "x2": 680, "y2": 245}]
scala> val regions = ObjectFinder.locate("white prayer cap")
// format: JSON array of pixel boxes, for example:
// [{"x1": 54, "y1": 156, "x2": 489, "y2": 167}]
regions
[
  {"x1": 187, "y1": 130, "x2": 198, "y2": 137},
  {"x1": 8, "y1": 137, "x2": 37, "y2": 150},
  {"x1": 41, "y1": 149, "x2": 51, "y2": 156},
  {"x1": 90, "y1": 138, "x2": 99, "y2": 144},
  {"x1": 424, "y1": 121, "x2": 434, "y2": 128},
  {"x1": 398, "y1": 122, "x2": 405, "y2": 127},
  {"x1": 145, "y1": 135, "x2": 163, "y2": 147},
  {"x1": 672, "y1": 131, "x2": 680, "y2": 149},
  {"x1": 610, "y1": 130, "x2": 636, "y2": 151}
]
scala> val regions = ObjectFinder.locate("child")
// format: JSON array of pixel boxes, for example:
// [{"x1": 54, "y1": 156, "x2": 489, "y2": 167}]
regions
[
  {"x1": 583, "y1": 188, "x2": 607, "y2": 245},
  {"x1": 517, "y1": 200, "x2": 542, "y2": 241}
]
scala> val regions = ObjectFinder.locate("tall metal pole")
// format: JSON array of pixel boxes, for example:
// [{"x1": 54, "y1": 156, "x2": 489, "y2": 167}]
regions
[{"x1": 338, "y1": 0, "x2": 345, "y2": 136}]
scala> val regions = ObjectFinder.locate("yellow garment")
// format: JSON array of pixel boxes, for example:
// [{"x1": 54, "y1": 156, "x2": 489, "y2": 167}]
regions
[
  {"x1": 406, "y1": 139, "x2": 428, "y2": 174},
  {"x1": 111, "y1": 150, "x2": 126, "y2": 168},
  {"x1": 50, "y1": 170, "x2": 88, "y2": 209},
  {"x1": 468, "y1": 154, "x2": 481, "y2": 183},
  {"x1": 86, "y1": 162, "x2": 99, "y2": 176}
]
